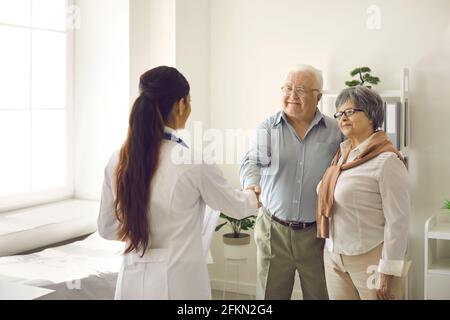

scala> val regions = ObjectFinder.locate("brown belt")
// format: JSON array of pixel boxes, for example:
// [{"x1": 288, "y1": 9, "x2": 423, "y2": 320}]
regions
[{"x1": 271, "y1": 214, "x2": 316, "y2": 230}]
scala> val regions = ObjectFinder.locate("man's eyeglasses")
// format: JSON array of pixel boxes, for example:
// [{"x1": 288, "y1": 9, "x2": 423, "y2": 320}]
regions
[
  {"x1": 333, "y1": 108, "x2": 365, "y2": 120},
  {"x1": 281, "y1": 85, "x2": 320, "y2": 98}
]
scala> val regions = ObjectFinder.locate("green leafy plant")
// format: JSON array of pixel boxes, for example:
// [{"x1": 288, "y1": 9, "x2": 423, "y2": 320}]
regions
[
  {"x1": 215, "y1": 213, "x2": 256, "y2": 238},
  {"x1": 442, "y1": 199, "x2": 450, "y2": 213},
  {"x1": 345, "y1": 67, "x2": 380, "y2": 88}
]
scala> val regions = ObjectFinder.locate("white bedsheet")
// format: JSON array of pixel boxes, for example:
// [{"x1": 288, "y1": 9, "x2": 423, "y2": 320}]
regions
[
  {"x1": 0, "y1": 232, "x2": 124, "y2": 300},
  {"x1": 0, "y1": 207, "x2": 220, "y2": 299}
]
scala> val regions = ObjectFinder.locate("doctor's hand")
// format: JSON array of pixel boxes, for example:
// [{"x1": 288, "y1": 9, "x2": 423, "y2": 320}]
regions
[
  {"x1": 376, "y1": 273, "x2": 394, "y2": 300},
  {"x1": 246, "y1": 184, "x2": 262, "y2": 208}
]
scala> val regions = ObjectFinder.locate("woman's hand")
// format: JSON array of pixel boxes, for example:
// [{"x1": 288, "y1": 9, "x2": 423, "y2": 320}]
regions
[{"x1": 376, "y1": 273, "x2": 394, "y2": 300}]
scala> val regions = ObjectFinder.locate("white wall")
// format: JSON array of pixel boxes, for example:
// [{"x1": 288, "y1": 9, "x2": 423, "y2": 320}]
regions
[
  {"x1": 209, "y1": 0, "x2": 450, "y2": 299},
  {"x1": 130, "y1": 0, "x2": 210, "y2": 127},
  {"x1": 148, "y1": 0, "x2": 176, "y2": 68},
  {"x1": 129, "y1": 0, "x2": 177, "y2": 102},
  {"x1": 129, "y1": 0, "x2": 152, "y2": 102},
  {"x1": 74, "y1": 0, "x2": 210, "y2": 202},
  {"x1": 176, "y1": 0, "x2": 211, "y2": 130},
  {"x1": 74, "y1": 0, "x2": 130, "y2": 199}
]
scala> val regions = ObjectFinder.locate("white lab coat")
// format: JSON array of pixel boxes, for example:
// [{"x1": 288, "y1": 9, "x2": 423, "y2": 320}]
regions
[{"x1": 97, "y1": 128, "x2": 258, "y2": 300}]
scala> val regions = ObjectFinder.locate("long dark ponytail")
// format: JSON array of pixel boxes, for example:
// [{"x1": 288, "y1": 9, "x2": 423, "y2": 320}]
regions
[{"x1": 115, "y1": 66, "x2": 190, "y2": 255}]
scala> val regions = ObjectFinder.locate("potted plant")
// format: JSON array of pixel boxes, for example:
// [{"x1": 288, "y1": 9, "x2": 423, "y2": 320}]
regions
[
  {"x1": 345, "y1": 67, "x2": 380, "y2": 88},
  {"x1": 442, "y1": 199, "x2": 450, "y2": 213},
  {"x1": 215, "y1": 213, "x2": 256, "y2": 260}
]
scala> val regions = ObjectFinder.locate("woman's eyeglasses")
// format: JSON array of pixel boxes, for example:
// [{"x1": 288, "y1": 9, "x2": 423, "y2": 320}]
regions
[{"x1": 333, "y1": 108, "x2": 364, "y2": 120}]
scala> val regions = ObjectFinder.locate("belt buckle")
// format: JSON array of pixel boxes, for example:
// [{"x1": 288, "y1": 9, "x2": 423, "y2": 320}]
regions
[{"x1": 289, "y1": 221, "x2": 304, "y2": 230}]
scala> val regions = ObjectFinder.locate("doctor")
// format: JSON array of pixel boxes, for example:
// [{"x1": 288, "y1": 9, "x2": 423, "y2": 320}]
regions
[{"x1": 98, "y1": 66, "x2": 260, "y2": 300}]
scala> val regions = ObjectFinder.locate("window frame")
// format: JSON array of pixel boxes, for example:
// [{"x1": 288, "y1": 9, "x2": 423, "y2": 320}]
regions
[{"x1": 0, "y1": 0, "x2": 75, "y2": 213}]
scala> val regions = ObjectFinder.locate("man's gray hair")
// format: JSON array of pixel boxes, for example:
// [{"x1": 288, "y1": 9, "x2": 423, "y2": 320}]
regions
[
  {"x1": 285, "y1": 64, "x2": 323, "y2": 90},
  {"x1": 335, "y1": 86, "x2": 384, "y2": 131}
]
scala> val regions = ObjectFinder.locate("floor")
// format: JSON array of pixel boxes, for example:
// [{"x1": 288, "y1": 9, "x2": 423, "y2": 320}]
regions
[{"x1": 212, "y1": 289, "x2": 255, "y2": 300}]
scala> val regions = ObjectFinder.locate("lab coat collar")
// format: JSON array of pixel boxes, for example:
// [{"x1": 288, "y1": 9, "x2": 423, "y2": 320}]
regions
[{"x1": 164, "y1": 126, "x2": 178, "y2": 136}]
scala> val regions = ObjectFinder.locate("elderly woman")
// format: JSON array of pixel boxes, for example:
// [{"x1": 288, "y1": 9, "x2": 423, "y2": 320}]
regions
[{"x1": 316, "y1": 86, "x2": 410, "y2": 300}]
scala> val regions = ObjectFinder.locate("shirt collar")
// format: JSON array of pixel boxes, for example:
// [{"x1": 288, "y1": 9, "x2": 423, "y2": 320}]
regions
[
  {"x1": 311, "y1": 109, "x2": 326, "y2": 128},
  {"x1": 274, "y1": 112, "x2": 283, "y2": 126},
  {"x1": 275, "y1": 109, "x2": 325, "y2": 128},
  {"x1": 339, "y1": 132, "x2": 377, "y2": 159}
]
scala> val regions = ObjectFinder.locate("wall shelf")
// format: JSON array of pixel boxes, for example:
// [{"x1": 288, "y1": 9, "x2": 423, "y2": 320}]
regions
[
  {"x1": 321, "y1": 89, "x2": 402, "y2": 99},
  {"x1": 428, "y1": 223, "x2": 450, "y2": 240},
  {"x1": 424, "y1": 214, "x2": 450, "y2": 299},
  {"x1": 428, "y1": 259, "x2": 450, "y2": 275}
]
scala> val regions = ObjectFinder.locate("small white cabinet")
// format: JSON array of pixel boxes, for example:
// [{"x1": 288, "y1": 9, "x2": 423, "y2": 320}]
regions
[{"x1": 424, "y1": 214, "x2": 450, "y2": 299}]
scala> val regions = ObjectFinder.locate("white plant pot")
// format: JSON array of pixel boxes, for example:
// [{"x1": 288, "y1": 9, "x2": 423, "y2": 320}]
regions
[{"x1": 223, "y1": 233, "x2": 251, "y2": 260}]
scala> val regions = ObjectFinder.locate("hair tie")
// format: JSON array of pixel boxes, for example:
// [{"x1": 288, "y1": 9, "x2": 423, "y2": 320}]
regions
[{"x1": 140, "y1": 89, "x2": 154, "y2": 100}]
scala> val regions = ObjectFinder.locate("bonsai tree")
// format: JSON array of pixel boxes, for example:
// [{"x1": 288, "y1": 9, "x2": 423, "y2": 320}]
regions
[
  {"x1": 215, "y1": 213, "x2": 256, "y2": 238},
  {"x1": 345, "y1": 67, "x2": 380, "y2": 88},
  {"x1": 442, "y1": 199, "x2": 450, "y2": 213}
]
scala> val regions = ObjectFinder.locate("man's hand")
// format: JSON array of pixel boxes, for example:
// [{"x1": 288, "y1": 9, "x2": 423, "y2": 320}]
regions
[
  {"x1": 246, "y1": 184, "x2": 262, "y2": 208},
  {"x1": 376, "y1": 273, "x2": 394, "y2": 300}
]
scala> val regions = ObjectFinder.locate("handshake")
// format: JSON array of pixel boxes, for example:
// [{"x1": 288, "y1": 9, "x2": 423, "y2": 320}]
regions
[{"x1": 246, "y1": 184, "x2": 263, "y2": 208}]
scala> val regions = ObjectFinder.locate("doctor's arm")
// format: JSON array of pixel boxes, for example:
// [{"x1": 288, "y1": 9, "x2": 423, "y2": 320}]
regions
[
  {"x1": 198, "y1": 163, "x2": 260, "y2": 220},
  {"x1": 97, "y1": 161, "x2": 121, "y2": 241}
]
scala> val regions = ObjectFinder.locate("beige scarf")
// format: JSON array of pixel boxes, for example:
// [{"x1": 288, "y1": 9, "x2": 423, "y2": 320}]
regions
[{"x1": 316, "y1": 131, "x2": 406, "y2": 239}]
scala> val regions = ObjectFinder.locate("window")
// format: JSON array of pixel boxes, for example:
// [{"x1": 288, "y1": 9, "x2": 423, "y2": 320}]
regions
[{"x1": 0, "y1": 0, "x2": 73, "y2": 211}]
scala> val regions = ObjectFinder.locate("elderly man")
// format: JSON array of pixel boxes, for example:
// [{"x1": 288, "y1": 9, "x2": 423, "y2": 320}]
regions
[{"x1": 240, "y1": 65, "x2": 343, "y2": 300}]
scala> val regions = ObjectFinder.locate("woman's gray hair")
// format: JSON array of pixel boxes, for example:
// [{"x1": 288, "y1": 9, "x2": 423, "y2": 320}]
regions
[
  {"x1": 286, "y1": 64, "x2": 323, "y2": 90},
  {"x1": 335, "y1": 86, "x2": 384, "y2": 130}
]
